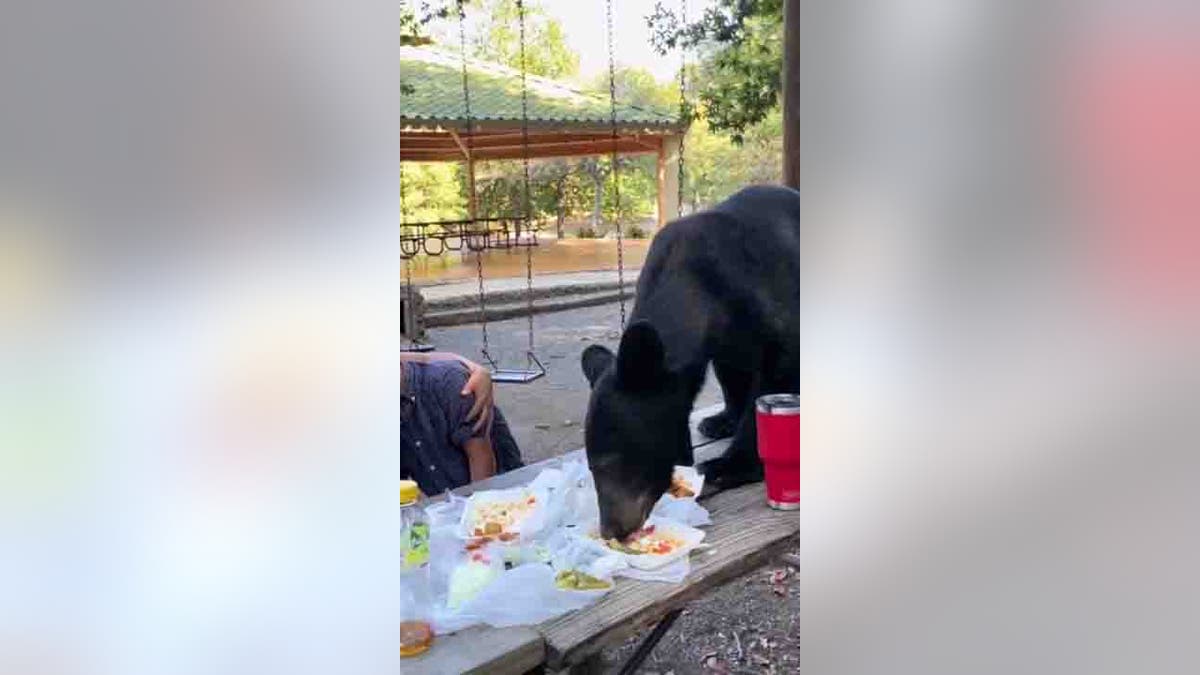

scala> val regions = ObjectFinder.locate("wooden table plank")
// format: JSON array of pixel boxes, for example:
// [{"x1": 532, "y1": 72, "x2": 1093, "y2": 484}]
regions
[
  {"x1": 537, "y1": 483, "x2": 799, "y2": 670},
  {"x1": 401, "y1": 625, "x2": 544, "y2": 675}
]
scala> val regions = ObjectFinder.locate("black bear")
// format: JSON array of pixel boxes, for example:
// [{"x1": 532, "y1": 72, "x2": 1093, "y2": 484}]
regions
[{"x1": 581, "y1": 185, "x2": 799, "y2": 539}]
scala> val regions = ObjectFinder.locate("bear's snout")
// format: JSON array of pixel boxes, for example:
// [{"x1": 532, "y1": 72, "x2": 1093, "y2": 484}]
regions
[{"x1": 598, "y1": 489, "x2": 656, "y2": 541}]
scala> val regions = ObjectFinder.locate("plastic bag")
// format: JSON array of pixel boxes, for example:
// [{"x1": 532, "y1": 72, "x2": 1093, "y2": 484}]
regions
[
  {"x1": 446, "y1": 545, "x2": 504, "y2": 609},
  {"x1": 452, "y1": 564, "x2": 601, "y2": 627},
  {"x1": 652, "y1": 496, "x2": 711, "y2": 527},
  {"x1": 559, "y1": 459, "x2": 600, "y2": 529},
  {"x1": 549, "y1": 533, "x2": 627, "y2": 594},
  {"x1": 426, "y1": 492, "x2": 467, "y2": 530}
]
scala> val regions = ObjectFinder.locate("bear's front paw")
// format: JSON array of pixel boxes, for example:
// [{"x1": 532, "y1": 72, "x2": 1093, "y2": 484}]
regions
[
  {"x1": 698, "y1": 456, "x2": 764, "y2": 491},
  {"x1": 698, "y1": 410, "x2": 737, "y2": 439}
]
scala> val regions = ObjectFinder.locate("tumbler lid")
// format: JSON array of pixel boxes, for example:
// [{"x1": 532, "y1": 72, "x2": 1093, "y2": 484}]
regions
[
  {"x1": 400, "y1": 480, "x2": 420, "y2": 506},
  {"x1": 756, "y1": 393, "x2": 800, "y2": 415}
]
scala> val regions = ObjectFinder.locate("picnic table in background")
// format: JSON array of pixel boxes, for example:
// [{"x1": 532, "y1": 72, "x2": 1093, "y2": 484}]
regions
[{"x1": 404, "y1": 404, "x2": 799, "y2": 674}]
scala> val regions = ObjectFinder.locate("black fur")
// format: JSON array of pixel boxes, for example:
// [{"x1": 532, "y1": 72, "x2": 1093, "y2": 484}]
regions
[{"x1": 581, "y1": 185, "x2": 799, "y2": 539}]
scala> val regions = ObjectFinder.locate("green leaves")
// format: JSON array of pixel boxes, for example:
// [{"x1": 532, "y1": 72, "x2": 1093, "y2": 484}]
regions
[
  {"x1": 471, "y1": 0, "x2": 579, "y2": 79},
  {"x1": 647, "y1": 0, "x2": 783, "y2": 143}
]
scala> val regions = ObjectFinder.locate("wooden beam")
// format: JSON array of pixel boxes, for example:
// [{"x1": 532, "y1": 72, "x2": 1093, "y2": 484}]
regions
[
  {"x1": 402, "y1": 117, "x2": 686, "y2": 135},
  {"x1": 401, "y1": 141, "x2": 662, "y2": 163},
  {"x1": 402, "y1": 132, "x2": 618, "y2": 149},
  {"x1": 447, "y1": 128, "x2": 471, "y2": 160}
]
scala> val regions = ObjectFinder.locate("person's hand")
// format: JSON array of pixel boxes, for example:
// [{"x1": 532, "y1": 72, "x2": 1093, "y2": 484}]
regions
[{"x1": 459, "y1": 359, "x2": 494, "y2": 434}]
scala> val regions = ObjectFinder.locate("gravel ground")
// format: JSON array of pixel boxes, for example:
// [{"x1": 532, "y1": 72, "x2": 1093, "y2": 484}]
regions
[
  {"x1": 599, "y1": 538, "x2": 800, "y2": 675},
  {"x1": 425, "y1": 302, "x2": 799, "y2": 674}
]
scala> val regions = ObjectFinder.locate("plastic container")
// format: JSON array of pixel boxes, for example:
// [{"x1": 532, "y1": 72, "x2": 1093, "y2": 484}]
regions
[
  {"x1": 755, "y1": 394, "x2": 800, "y2": 509},
  {"x1": 400, "y1": 480, "x2": 435, "y2": 657}
]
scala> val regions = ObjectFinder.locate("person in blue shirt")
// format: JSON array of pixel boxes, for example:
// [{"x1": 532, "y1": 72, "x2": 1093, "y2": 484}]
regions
[{"x1": 400, "y1": 352, "x2": 523, "y2": 496}]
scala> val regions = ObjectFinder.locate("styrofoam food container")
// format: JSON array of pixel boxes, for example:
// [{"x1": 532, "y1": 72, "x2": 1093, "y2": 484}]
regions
[
  {"x1": 457, "y1": 487, "x2": 550, "y2": 541},
  {"x1": 596, "y1": 516, "x2": 706, "y2": 571}
]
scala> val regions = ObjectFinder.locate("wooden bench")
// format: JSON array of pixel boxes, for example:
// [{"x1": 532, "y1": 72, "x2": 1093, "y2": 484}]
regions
[{"x1": 403, "y1": 404, "x2": 798, "y2": 674}]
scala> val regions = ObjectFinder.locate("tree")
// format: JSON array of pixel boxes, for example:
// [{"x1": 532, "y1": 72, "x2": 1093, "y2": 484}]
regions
[
  {"x1": 590, "y1": 66, "x2": 678, "y2": 111},
  {"x1": 470, "y1": 0, "x2": 579, "y2": 79},
  {"x1": 647, "y1": 0, "x2": 783, "y2": 144},
  {"x1": 401, "y1": 162, "x2": 466, "y2": 228}
]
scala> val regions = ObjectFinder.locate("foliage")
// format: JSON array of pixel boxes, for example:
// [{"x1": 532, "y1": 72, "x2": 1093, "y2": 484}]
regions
[
  {"x1": 647, "y1": 0, "x2": 783, "y2": 144},
  {"x1": 626, "y1": 224, "x2": 648, "y2": 239},
  {"x1": 470, "y1": 0, "x2": 579, "y2": 79},
  {"x1": 401, "y1": 162, "x2": 466, "y2": 229},
  {"x1": 590, "y1": 67, "x2": 678, "y2": 111},
  {"x1": 401, "y1": 2, "x2": 449, "y2": 46},
  {"x1": 681, "y1": 110, "x2": 782, "y2": 211}
]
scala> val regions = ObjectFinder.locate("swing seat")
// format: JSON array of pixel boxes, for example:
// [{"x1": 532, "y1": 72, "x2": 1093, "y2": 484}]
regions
[
  {"x1": 401, "y1": 342, "x2": 436, "y2": 353},
  {"x1": 490, "y1": 367, "x2": 545, "y2": 384},
  {"x1": 485, "y1": 351, "x2": 546, "y2": 384}
]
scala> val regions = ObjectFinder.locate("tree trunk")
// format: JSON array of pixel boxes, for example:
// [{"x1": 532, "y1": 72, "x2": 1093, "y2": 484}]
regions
[
  {"x1": 591, "y1": 169, "x2": 604, "y2": 231},
  {"x1": 555, "y1": 178, "x2": 565, "y2": 238}
]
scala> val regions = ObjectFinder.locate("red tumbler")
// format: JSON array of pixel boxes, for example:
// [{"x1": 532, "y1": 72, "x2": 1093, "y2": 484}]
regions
[{"x1": 756, "y1": 394, "x2": 800, "y2": 510}]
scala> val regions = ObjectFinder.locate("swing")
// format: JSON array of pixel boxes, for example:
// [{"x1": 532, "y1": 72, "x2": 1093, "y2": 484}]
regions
[
  {"x1": 606, "y1": 0, "x2": 629, "y2": 330},
  {"x1": 457, "y1": 0, "x2": 545, "y2": 383},
  {"x1": 600, "y1": 0, "x2": 689, "y2": 336}
]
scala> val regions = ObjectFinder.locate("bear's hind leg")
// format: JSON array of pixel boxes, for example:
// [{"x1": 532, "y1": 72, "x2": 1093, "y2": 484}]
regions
[{"x1": 697, "y1": 367, "x2": 765, "y2": 490}]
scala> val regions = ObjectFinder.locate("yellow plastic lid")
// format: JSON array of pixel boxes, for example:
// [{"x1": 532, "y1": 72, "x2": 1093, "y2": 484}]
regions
[{"x1": 400, "y1": 480, "x2": 420, "y2": 506}]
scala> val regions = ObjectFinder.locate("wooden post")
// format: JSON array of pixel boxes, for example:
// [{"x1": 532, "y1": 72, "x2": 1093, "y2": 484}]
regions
[
  {"x1": 449, "y1": 128, "x2": 479, "y2": 220},
  {"x1": 656, "y1": 134, "x2": 682, "y2": 227},
  {"x1": 466, "y1": 156, "x2": 478, "y2": 220},
  {"x1": 782, "y1": 0, "x2": 799, "y2": 189}
]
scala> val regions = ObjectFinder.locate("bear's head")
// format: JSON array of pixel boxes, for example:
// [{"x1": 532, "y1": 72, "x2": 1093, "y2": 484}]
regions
[{"x1": 581, "y1": 320, "x2": 693, "y2": 541}]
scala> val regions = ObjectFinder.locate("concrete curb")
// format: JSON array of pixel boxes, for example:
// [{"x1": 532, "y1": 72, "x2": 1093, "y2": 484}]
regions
[
  {"x1": 424, "y1": 288, "x2": 636, "y2": 328},
  {"x1": 424, "y1": 279, "x2": 636, "y2": 312}
]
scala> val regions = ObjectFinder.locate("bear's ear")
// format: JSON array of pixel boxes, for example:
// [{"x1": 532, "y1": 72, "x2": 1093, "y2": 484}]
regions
[
  {"x1": 616, "y1": 320, "x2": 666, "y2": 391},
  {"x1": 581, "y1": 344, "x2": 615, "y2": 388}
]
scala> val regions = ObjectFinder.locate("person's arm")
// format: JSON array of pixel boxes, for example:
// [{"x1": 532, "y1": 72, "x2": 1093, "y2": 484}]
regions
[
  {"x1": 462, "y1": 436, "x2": 498, "y2": 483},
  {"x1": 401, "y1": 351, "x2": 494, "y2": 433}
]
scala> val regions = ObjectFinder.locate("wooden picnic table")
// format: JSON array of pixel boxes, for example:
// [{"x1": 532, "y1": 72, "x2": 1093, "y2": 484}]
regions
[{"x1": 402, "y1": 404, "x2": 799, "y2": 674}]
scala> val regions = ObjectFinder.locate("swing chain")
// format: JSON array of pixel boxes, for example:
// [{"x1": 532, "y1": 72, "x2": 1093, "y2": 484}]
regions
[
  {"x1": 518, "y1": 0, "x2": 536, "y2": 363},
  {"x1": 457, "y1": 0, "x2": 491, "y2": 363},
  {"x1": 401, "y1": 155, "x2": 419, "y2": 348},
  {"x1": 606, "y1": 0, "x2": 626, "y2": 330},
  {"x1": 677, "y1": 0, "x2": 688, "y2": 215}
]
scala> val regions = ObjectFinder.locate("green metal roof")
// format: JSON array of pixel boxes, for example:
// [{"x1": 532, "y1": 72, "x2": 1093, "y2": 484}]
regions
[{"x1": 400, "y1": 46, "x2": 681, "y2": 131}]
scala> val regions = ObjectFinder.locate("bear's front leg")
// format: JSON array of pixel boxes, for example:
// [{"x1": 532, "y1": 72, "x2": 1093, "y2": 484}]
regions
[{"x1": 697, "y1": 406, "x2": 764, "y2": 490}]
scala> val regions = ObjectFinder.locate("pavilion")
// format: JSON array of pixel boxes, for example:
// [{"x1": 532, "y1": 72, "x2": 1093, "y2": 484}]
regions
[{"x1": 400, "y1": 46, "x2": 688, "y2": 228}]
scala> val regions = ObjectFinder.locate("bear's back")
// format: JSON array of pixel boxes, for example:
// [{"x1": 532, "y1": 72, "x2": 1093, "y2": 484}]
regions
[{"x1": 635, "y1": 185, "x2": 798, "y2": 343}]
